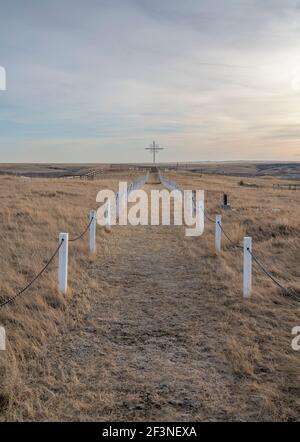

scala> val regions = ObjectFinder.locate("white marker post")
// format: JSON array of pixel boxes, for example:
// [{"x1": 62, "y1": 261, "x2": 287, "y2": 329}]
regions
[
  {"x1": 105, "y1": 200, "x2": 111, "y2": 232},
  {"x1": 215, "y1": 215, "x2": 222, "y2": 251},
  {"x1": 89, "y1": 209, "x2": 96, "y2": 253},
  {"x1": 243, "y1": 237, "x2": 252, "y2": 298},
  {"x1": 58, "y1": 233, "x2": 68, "y2": 294}
]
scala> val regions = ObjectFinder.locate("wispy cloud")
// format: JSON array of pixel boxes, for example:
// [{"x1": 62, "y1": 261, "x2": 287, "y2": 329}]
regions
[{"x1": 1, "y1": 0, "x2": 300, "y2": 161}]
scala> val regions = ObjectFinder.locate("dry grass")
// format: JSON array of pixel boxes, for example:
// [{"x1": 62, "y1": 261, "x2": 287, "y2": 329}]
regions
[
  {"x1": 0, "y1": 172, "x2": 138, "y2": 418},
  {"x1": 0, "y1": 170, "x2": 299, "y2": 421}
]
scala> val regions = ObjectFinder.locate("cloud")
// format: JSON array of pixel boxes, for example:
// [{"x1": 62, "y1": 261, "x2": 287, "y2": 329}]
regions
[{"x1": 1, "y1": 0, "x2": 300, "y2": 161}]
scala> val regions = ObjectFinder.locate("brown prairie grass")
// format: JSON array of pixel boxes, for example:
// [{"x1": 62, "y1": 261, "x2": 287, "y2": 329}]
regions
[
  {"x1": 169, "y1": 171, "x2": 300, "y2": 420},
  {"x1": 0, "y1": 172, "x2": 138, "y2": 418},
  {"x1": 0, "y1": 170, "x2": 299, "y2": 421}
]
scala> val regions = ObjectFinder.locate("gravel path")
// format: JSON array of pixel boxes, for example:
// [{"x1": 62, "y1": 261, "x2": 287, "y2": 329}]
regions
[{"x1": 20, "y1": 185, "x2": 233, "y2": 421}]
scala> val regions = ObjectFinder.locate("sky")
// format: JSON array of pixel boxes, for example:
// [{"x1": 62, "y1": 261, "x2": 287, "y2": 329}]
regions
[{"x1": 1, "y1": 0, "x2": 300, "y2": 163}]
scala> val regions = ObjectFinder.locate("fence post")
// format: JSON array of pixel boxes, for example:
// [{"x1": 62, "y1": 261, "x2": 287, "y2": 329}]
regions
[
  {"x1": 89, "y1": 209, "x2": 96, "y2": 253},
  {"x1": 215, "y1": 215, "x2": 222, "y2": 251},
  {"x1": 243, "y1": 237, "x2": 252, "y2": 298},
  {"x1": 223, "y1": 193, "x2": 231, "y2": 210},
  {"x1": 58, "y1": 232, "x2": 68, "y2": 294},
  {"x1": 105, "y1": 200, "x2": 111, "y2": 232}
]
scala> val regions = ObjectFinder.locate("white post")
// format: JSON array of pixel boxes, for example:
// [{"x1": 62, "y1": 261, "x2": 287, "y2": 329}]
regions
[
  {"x1": 89, "y1": 209, "x2": 96, "y2": 253},
  {"x1": 215, "y1": 215, "x2": 222, "y2": 251},
  {"x1": 105, "y1": 200, "x2": 111, "y2": 232},
  {"x1": 58, "y1": 232, "x2": 68, "y2": 294},
  {"x1": 243, "y1": 237, "x2": 252, "y2": 298}
]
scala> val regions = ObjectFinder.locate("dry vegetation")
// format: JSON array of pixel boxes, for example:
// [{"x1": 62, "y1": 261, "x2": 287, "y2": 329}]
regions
[
  {"x1": 0, "y1": 169, "x2": 299, "y2": 421},
  {"x1": 0, "y1": 170, "x2": 139, "y2": 419}
]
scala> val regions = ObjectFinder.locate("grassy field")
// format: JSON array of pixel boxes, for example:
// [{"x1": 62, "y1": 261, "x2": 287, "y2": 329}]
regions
[
  {"x1": 0, "y1": 169, "x2": 299, "y2": 421},
  {"x1": 0, "y1": 161, "x2": 300, "y2": 180}
]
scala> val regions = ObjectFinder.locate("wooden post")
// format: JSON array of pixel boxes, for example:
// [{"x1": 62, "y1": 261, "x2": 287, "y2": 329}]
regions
[
  {"x1": 58, "y1": 233, "x2": 68, "y2": 294},
  {"x1": 243, "y1": 237, "x2": 252, "y2": 298},
  {"x1": 223, "y1": 193, "x2": 230, "y2": 209},
  {"x1": 215, "y1": 215, "x2": 222, "y2": 251},
  {"x1": 89, "y1": 209, "x2": 96, "y2": 253}
]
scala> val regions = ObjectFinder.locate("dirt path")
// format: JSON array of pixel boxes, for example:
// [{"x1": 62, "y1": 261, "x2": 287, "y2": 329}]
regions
[{"x1": 14, "y1": 184, "x2": 249, "y2": 421}]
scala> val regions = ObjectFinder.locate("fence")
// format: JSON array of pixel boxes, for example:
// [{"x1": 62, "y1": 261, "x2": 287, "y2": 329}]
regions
[
  {"x1": 273, "y1": 183, "x2": 300, "y2": 191},
  {"x1": 115, "y1": 172, "x2": 149, "y2": 218},
  {"x1": 159, "y1": 171, "x2": 184, "y2": 193},
  {"x1": 159, "y1": 172, "x2": 300, "y2": 303},
  {"x1": 1, "y1": 171, "x2": 299, "y2": 348},
  {"x1": 0, "y1": 173, "x2": 149, "y2": 310}
]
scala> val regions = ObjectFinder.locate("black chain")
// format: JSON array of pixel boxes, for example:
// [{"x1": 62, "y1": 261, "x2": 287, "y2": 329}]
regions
[
  {"x1": 69, "y1": 217, "x2": 94, "y2": 242},
  {"x1": 0, "y1": 240, "x2": 64, "y2": 308}
]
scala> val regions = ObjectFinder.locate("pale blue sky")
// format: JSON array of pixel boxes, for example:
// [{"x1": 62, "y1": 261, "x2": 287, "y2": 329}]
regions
[{"x1": 1, "y1": 0, "x2": 300, "y2": 162}]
